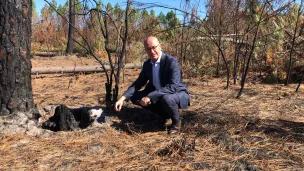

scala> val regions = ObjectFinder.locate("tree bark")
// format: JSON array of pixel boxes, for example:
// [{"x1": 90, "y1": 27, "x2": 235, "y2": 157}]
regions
[
  {"x1": 66, "y1": 0, "x2": 75, "y2": 55},
  {"x1": 113, "y1": 0, "x2": 130, "y2": 104},
  {"x1": 296, "y1": 74, "x2": 304, "y2": 92},
  {"x1": 233, "y1": 0, "x2": 241, "y2": 84},
  {"x1": 0, "y1": 0, "x2": 34, "y2": 115}
]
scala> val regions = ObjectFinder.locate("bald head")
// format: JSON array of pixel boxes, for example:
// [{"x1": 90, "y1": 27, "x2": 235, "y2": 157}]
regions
[
  {"x1": 144, "y1": 36, "x2": 159, "y2": 45},
  {"x1": 144, "y1": 36, "x2": 162, "y2": 62}
]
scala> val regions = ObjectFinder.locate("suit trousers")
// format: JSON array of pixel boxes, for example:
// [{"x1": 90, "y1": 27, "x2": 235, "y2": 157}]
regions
[{"x1": 130, "y1": 90, "x2": 181, "y2": 125}]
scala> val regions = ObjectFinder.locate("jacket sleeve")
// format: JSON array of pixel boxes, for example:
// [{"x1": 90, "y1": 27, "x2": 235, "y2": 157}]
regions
[
  {"x1": 122, "y1": 63, "x2": 148, "y2": 100},
  {"x1": 147, "y1": 58, "x2": 181, "y2": 103}
]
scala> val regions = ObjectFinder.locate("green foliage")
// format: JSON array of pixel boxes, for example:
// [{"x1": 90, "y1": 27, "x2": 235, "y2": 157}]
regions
[
  {"x1": 254, "y1": 14, "x2": 261, "y2": 23},
  {"x1": 32, "y1": 0, "x2": 39, "y2": 20},
  {"x1": 150, "y1": 9, "x2": 155, "y2": 17},
  {"x1": 57, "y1": 3, "x2": 68, "y2": 15},
  {"x1": 32, "y1": 0, "x2": 36, "y2": 12},
  {"x1": 142, "y1": 9, "x2": 149, "y2": 18},
  {"x1": 94, "y1": 39, "x2": 105, "y2": 51},
  {"x1": 263, "y1": 73, "x2": 279, "y2": 84},
  {"x1": 204, "y1": 67, "x2": 217, "y2": 75},
  {"x1": 106, "y1": 3, "x2": 113, "y2": 12},
  {"x1": 49, "y1": 0, "x2": 58, "y2": 14},
  {"x1": 129, "y1": 8, "x2": 140, "y2": 24},
  {"x1": 166, "y1": 11, "x2": 180, "y2": 28},
  {"x1": 157, "y1": 12, "x2": 167, "y2": 27},
  {"x1": 156, "y1": 10, "x2": 181, "y2": 38},
  {"x1": 73, "y1": 43, "x2": 89, "y2": 57},
  {"x1": 114, "y1": 3, "x2": 121, "y2": 12},
  {"x1": 75, "y1": 0, "x2": 83, "y2": 13},
  {"x1": 272, "y1": 16, "x2": 285, "y2": 47},
  {"x1": 113, "y1": 3, "x2": 124, "y2": 19}
]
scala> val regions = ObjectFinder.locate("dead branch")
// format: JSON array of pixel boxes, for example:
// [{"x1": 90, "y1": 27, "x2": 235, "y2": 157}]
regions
[
  {"x1": 34, "y1": 52, "x2": 57, "y2": 57},
  {"x1": 31, "y1": 63, "x2": 141, "y2": 75}
]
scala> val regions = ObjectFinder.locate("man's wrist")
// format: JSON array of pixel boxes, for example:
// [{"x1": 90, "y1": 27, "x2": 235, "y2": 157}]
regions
[
  {"x1": 146, "y1": 96, "x2": 152, "y2": 104},
  {"x1": 119, "y1": 96, "x2": 126, "y2": 102}
]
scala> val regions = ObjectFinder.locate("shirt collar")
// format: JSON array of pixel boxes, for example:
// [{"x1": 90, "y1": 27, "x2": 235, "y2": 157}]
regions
[{"x1": 150, "y1": 52, "x2": 162, "y2": 64}]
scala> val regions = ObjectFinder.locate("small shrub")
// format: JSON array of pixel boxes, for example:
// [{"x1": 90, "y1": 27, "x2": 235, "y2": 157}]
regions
[
  {"x1": 263, "y1": 73, "x2": 279, "y2": 84},
  {"x1": 277, "y1": 70, "x2": 287, "y2": 83},
  {"x1": 126, "y1": 41, "x2": 145, "y2": 65},
  {"x1": 204, "y1": 67, "x2": 217, "y2": 75}
]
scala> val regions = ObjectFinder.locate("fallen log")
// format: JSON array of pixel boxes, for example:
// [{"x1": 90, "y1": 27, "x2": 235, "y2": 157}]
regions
[
  {"x1": 31, "y1": 63, "x2": 142, "y2": 74},
  {"x1": 34, "y1": 52, "x2": 57, "y2": 57}
]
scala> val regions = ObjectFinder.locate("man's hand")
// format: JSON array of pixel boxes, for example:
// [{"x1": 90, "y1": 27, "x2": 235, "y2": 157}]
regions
[
  {"x1": 140, "y1": 96, "x2": 151, "y2": 106},
  {"x1": 115, "y1": 96, "x2": 126, "y2": 112}
]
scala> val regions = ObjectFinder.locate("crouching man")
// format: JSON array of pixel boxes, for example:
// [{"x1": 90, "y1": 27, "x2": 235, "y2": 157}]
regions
[{"x1": 114, "y1": 36, "x2": 190, "y2": 134}]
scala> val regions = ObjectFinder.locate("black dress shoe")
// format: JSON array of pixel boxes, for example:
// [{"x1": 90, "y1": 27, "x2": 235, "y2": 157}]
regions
[{"x1": 168, "y1": 120, "x2": 181, "y2": 134}]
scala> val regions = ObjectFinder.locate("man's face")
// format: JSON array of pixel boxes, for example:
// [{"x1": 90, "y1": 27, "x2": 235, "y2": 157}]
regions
[{"x1": 144, "y1": 37, "x2": 161, "y2": 62}]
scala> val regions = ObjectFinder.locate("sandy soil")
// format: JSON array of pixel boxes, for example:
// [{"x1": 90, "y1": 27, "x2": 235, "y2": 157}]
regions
[
  {"x1": 31, "y1": 55, "x2": 100, "y2": 67},
  {"x1": 31, "y1": 56, "x2": 140, "y2": 108}
]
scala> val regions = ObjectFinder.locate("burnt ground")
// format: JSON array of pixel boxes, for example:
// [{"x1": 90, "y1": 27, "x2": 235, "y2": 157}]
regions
[{"x1": 0, "y1": 56, "x2": 303, "y2": 170}]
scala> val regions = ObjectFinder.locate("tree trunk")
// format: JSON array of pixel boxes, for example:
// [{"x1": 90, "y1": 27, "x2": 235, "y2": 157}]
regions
[
  {"x1": 233, "y1": 44, "x2": 240, "y2": 84},
  {"x1": 66, "y1": 0, "x2": 75, "y2": 55},
  {"x1": 216, "y1": 37, "x2": 220, "y2": 76},
  {"x1": 237, "y1": 22, "x2": 261, "y2": 98},
  {"x1": 296, "y1": 73, "x2": 304, "y2": 92},
  {"x1": 285, "y1": 1, "x2": 302, "y2": 86},
  {"x1": 0, "y1": 0, "x2": 34, "y2": 115},
  {"x1": 233, "y1": 0, "x2": 241, "y2": 84},
  {"x1": 112, "y1": 0, "x2": 131, "y2": 104}
]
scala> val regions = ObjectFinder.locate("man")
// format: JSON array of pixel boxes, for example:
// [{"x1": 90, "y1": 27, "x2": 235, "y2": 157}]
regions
[{"x1": 115, "y1": 36, "x2": 190, "y2": 134}]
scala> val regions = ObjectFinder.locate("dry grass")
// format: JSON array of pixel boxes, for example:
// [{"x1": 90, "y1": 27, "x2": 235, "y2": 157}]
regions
[{"x1": 0, "y1": 56, "x2": 303, "y2": 170}]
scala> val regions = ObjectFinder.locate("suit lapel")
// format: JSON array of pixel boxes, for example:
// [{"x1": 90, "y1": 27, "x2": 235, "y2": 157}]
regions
[
  {"x1": 159, "y1": 52, "x2": 166, "y2": 86},
  {"x1": 147, "y1": 59, "x2": 153, "y2": 81}
]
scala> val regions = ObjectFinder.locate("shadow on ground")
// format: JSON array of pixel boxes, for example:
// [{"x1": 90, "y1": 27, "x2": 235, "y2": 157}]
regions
[
  {"x1": 182, "y1": 109, "x2": 304, "y2": 142},
  {"x1": 110, "y1": 105, "x2": 163, "y2": 134},
  {"x1": 246, "y1": 119, "x2": 304, "y2": 142},
  {"x1": 109, "y1": 104, "x2": 304, "y2": 143},
  {"x1": 109, "y1": 106, "x2": 303, "y2": 169}
]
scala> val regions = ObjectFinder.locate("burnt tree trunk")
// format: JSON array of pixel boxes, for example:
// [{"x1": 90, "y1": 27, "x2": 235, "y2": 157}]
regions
[
  {"x1": 285, "y1": 1, "x2": 302, "y2": 86},
  {"x1": 0, "y1": 0, "x2": 34, "y2": 115},
  {"x1": 66, "y1": 0, "x2": 75, "y2": 55}
]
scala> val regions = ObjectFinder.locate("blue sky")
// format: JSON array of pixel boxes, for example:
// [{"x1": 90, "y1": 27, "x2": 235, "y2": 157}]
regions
[
  {"x1": 35, "y1": 0, "x2": 184, "y2": 13},
  {"x1": 35, "y1": 0, "x2": 204, "y2": 19}
]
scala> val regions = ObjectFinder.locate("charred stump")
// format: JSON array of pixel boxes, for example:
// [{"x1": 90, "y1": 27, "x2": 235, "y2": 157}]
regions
[
  {"x1": 41, "y1": 105, "x2": 108, "y2": 132},
  {"x1": 0, "y1": 0, "x2": 35, "y2": 115},
  {"x1": 42, "y1": 105, "x2": 90, "y2": 131}
]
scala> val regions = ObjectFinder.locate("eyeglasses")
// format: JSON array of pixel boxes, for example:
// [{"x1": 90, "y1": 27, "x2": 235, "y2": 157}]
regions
[{"x1": 145, "y1": 44, "x2": 159, "y2": 52}]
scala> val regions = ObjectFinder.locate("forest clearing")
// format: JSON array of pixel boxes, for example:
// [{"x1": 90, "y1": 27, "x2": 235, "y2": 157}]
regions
[{"x1": 0, "y1": 56, "x2": 303, "y2": 170}]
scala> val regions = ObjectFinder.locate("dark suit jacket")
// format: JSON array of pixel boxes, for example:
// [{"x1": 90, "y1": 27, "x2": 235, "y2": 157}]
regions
[{"x1": 123, "y1": 52, "x2": 190, "y2": 109}]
